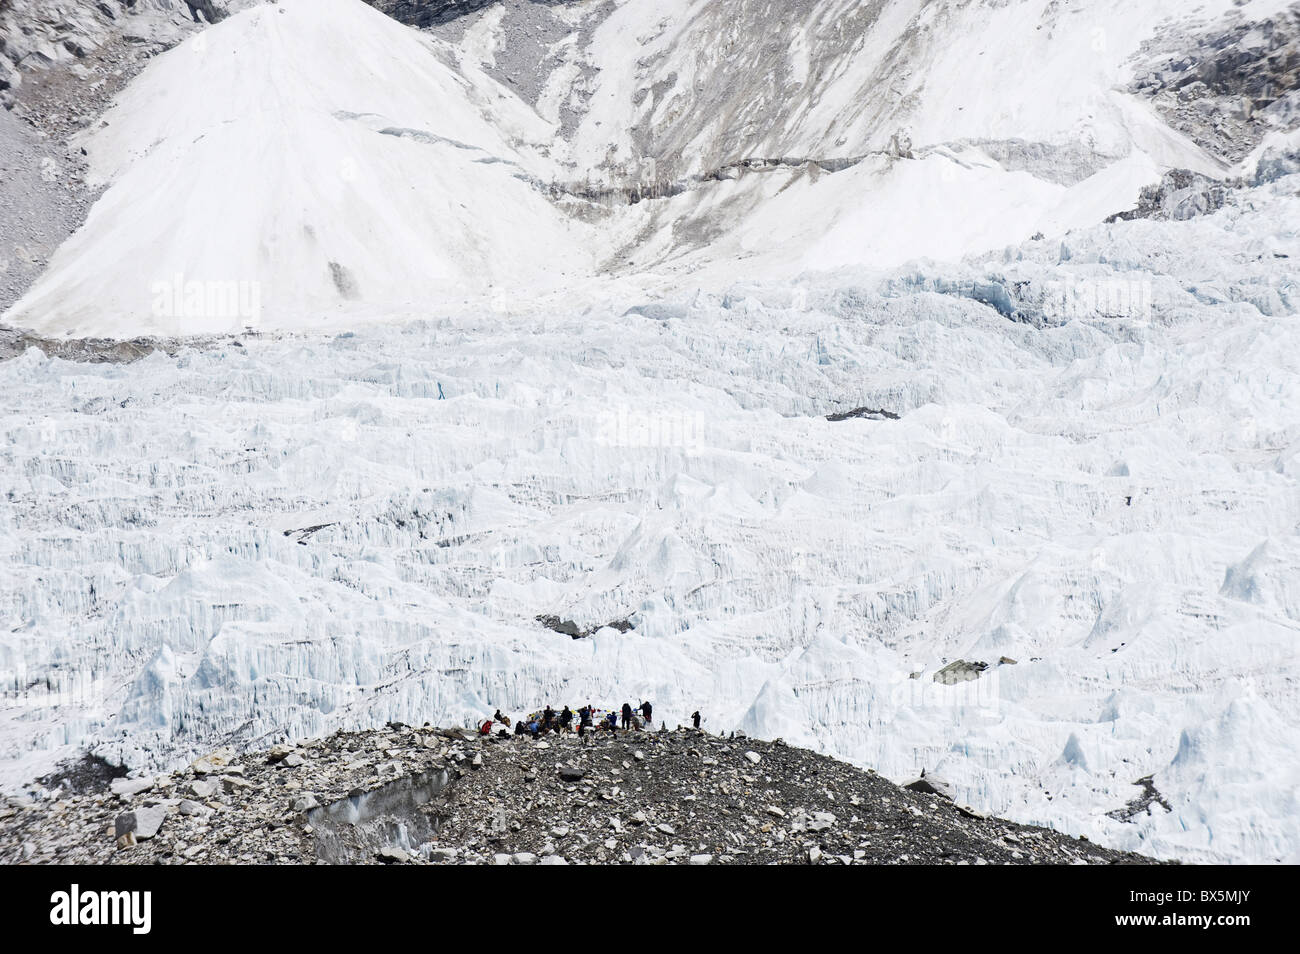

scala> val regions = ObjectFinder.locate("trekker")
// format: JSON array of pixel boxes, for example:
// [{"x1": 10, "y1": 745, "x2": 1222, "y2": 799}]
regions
[
  {"x1": 621, "y1": 702, "x2": 633, "y2": 729},
  {"x1": 641, "y1": 700, "x2": 653, "y2": 724},
  {"x1": 494, "y1": 708, "x2": 510, "y2": 727},
  {"x1": 606, "y1": 711, "x2": 618, "y2": 734},
  {"x1": 544, "y1": 704, "x2": 555, "y2": 728},
  {"x1": 692, "y1": 710, "x2": 701, "y2": 729},
  {"x1": 561, "y1": 706, "x2": 573, "y2": 731}
]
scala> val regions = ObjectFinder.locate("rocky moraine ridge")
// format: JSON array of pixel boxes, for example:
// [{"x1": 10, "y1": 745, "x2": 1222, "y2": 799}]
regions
[{"x1": 0, "y1": 727, "x2": 1162, "y2": 865}]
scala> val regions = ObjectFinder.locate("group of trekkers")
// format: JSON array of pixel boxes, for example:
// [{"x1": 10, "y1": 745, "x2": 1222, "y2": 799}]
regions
[{"x1": 482, "y1": 700, "x2": 703, "y2": 738}]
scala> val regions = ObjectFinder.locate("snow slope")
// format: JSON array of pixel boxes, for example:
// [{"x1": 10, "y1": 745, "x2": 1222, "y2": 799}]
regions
[{"x1": 4, "y1": 0, "x2": 594, "y2": 336}]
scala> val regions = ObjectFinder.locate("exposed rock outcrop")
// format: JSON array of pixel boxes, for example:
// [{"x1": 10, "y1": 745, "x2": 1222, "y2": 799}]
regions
[
  {"x1": 1106, "y1": 168, "x2": 1232, "y2": 222},
  {"x1": 933, "y1": 660, "x2": 989, "y2": 686},
  {"x1": 0, "y1": 1, "x2": 217, "y2": 103},
  {"x1": 1129, "y1": 7, "x2": 1300, "y2": 164},
  {"x1": 826, "y1": 407, "x2": 901, "y2": 423},
  {"x1": 365, "y1": 0, "x2": 503, "y2": 28}
]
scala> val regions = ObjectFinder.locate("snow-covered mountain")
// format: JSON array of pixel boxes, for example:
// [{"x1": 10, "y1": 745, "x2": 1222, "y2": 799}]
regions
[
  {"x1": 3, "y1": 0, "x2": 1280, "y2": 334},
  {"x1": 1, "y1": 0, "x2": 1299, "y2": 863}
]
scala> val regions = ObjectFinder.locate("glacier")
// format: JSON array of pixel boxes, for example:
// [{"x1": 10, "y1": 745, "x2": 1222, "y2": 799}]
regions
[
  {"x1": 0, "y1": 0, "x2": 1298, "y2": 865},
  {"x1": 4, "y1": 174, "x2": 1299, "y2": 862}
]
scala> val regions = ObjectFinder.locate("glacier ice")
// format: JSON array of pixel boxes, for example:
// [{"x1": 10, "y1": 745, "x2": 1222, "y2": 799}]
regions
[{"x1": 3, "y1": 176, "x2": 1299, "y2": 864}]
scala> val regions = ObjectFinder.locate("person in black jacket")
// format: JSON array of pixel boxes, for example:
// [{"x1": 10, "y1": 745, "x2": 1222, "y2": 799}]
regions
[
  {"x1": 641, "y1": 700, "x2": 653, "y2": 724},
  {"x1": 692, "y1": 710, "x2": 701, "y2": 729},
  {"x1": 621, "y1": 702, "x2": 633, "y2": 729}
]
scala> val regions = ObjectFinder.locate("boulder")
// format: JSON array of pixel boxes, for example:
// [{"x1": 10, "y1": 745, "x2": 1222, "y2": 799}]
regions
[
  {"x1": 219, "y1": 775, "x2": 254, "y2": 793},
  {"x1": 109, "y1": 776, "x2": 154, "y2": 798},
  {"x1": 903, "y1": 774, "x2": 954, "y2": 801},
  {"x1": 933, "y1": 660, "x2": 988, "y2": 685},
  {"x1": 114, "y1": 805, "x2": 166, "y2": 841},
  {"x1": 291, "y1": 794, "x2": 319, "y2": 813},
  {"x1": 190, "y1": 750, "x2": 233, "y2": 775},
  {"x1": 188, "y1": 779, "x2": 217, "y2": 799}
]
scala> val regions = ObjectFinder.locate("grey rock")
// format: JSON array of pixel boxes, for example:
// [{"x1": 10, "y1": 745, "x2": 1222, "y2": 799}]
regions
[
  {"x1": 188, "y1": 780, "x2": 217, "y2": 799},
  {"x1": 933, "y1": 660, "x2": 988, "y2": 685},
  {"x1": 904, "y1": 774, "x2": 955, "y2": 801},
  {"x1": 114, "y1": 805, "x2": 166, "y2": 841},
  {"x1": 109, "y1": 776, "x2": 153, "y2": 798}
]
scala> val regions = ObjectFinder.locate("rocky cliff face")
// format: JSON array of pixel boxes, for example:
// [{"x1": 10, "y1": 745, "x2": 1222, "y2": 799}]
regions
[
  {"x1": 1, "y1": 727, "x2": 1160, "y2": 865},
  {"x1": 365, "y1": 0, "x2": 503, "y2": 29},
  {"x1": 0, "y1": 1, "x2": 197, "y2": 102},
  {"x1": 1129, "y1": 6, "x2": 1300, "y2": 164}
]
